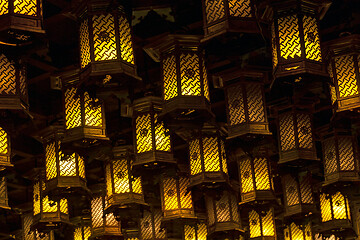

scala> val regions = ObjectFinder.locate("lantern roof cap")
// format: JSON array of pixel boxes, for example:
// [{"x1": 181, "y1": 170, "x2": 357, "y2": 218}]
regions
[
  {"x1": 269, "y1": 0, "x2": 331, "y2": 19},
  {"x1": 35, "y1": 125, "x2": 64, "y2": 143},
  {"x1": 323, "y1": 34, "x2": 360, "y2": 58},
  {"x1": 133, "y1": 96, "x2": 163, "y2": 112}
]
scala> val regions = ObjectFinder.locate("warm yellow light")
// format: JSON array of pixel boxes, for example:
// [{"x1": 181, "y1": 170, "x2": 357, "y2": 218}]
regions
[
  {"x1": 240, "y1": 157, "x2": 271, "y2": 194},
  {"x1": 74, "y1": 226, "x2": 91, "y2": 240},
  {"x1": 0, "y1": 127, "x2": 9, "y2": 155},
  {"x1": 0, "y1": 1, "x2": 8, "y2": 15},
  {"x1": 0, "y1": 54, "x2": 16, "y2": 94},
  {"x1": 184, "y1": 223, "x2": 207, "y2": 240},
  {"x1": 284, "y1": 222, "x2": 312, "y2": 240},
  {"x1": 13, "y1": 0, "x2": 37, "y2": 16},
  {"x1": 320, "y1": 192, "x2": 350, "y2": 222},
  {"x1": 249, "y1": 209, "x2": 275, "y2": 238},
  {"x1": 163, "y1": 177, "x2": 193, "y2": 212},
  {"x1": 91, "y1": 196, "x2": 118, "y2": 229},
  {"x1": 65, "y1": 87, "x2": 81, "y2": 129}
]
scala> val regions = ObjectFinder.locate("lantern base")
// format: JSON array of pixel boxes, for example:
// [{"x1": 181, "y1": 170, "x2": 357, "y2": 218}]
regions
[
  {"x1": 250, "y1": 236, "x2": 276, "y2": 240},
  {"x1": 208, "y1": 222, "x2": 243, "y2": 235},
  {"x1": 45, "y1": 177, "x2": 91, "y2": 201},
  {"x1": 134, "y1": 151, "x2": 176, "y2": 171},
  {"x1": 320, "y1": 220, "x2": 354, "y2": 237},
  {"x1": 63, "y1": 126, "x2": 109, "y2": 147},
  {"x1": 31, "y1": 213, "x2": 70, "y2": 232},
  {"x1": 273, "y1": 59, "x2": 327, "y2": 80},
  {"x1": 162, "y1": 209, "x2": 197, "y2": 222},
  {"x1": 107, "y1": 192, "x2": 146, "y2": 209},
  {"x1": 91, "y1": 226, "x2": 123, "y2": 240},
  {"x1": 0, "y1": 156, "x2": 13, "y2": 171},
  {"x1": 227, "y1": 123, "x2": 271, "y2": 139},
  {"x1": 189, "y1": 172, "x2": 230, "y2": 189},
  {"x1": 0, "y1": 198, "x2": 10, "y2": 210},
  {"x1": 284, "y1": 204, "x2": 317, "y2": 218},
  {"x1": 279, "y1": 149, "x2": 319, "y2": 166},
  {"x1": 335, "y1": 97, "x2": 360, "y2": 112},
  {"x1": 241, "y1": 190, "x2": 276, "y2": 203},
  {"x1": 323, "y1": 172, "x2": 360, "y2": 186},
  {"x1": 0, "y1": 96, "x2": 28, "y2": 111}
]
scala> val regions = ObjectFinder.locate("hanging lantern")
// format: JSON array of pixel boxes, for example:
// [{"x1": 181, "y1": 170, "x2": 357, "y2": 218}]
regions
[
  {"x1": 60, "y1": 69, "x2": 108, "y2": 146},
  {"x1": 22, "y1": 212, "x2": 54, "y2": 240},
  {"x1": 0, "y1": 177, "x2": 10, "y2": 210},
  {"x1": 284, "y1": 222, "x2": 313, "y2": 240},
  {"x1": 144, "y1": 35, "x2": 213, "y2": 127},
  {"x1": 39, "y1": 126, "x2": 89, "y2": 199},
  {"x1": 205, "y1": 190, "x2": 242, "y2": 235},
  {"x1": 132, "y1": 96, "x2": 175, "y2": 171},
  {"x1": 140, "y1": 208, "x2": 166, "y2": 240},
  {"x1": 0, "y1": 126, "x2": 12, "y2": 171},
  {"x1": 321, "y1": 127, "x2": 360, "y2": 186},
  {"x1": 72, "y1": 216, "x2": 91, "y2": 240},
  {"x1": 75, "y1": 0, "x2": 139, "y2": 82},
  {"x1": 237, "y1": 150, "x2": 275, "y2": 203},
  {"x1": 270, "y1": 0, "x2": 329, "y2": 79},
  {"x1": 323, "y1": 34, "x2": 360, "y2": 112},
  {"x1": 0, "y1": 0, "x2": 44, "y2": 44},
  {"x1": 188, "y1": 125, "x2": 229, "y2": 188},
  {"x1": 90, "y1": 185, "x2": 122, "y2": 239},
  {"x1": 276, "y1": 106, "x2": 318, "y2": 165},
  {"x1": 282, "y1": 172, "x2": 316, "y2": 217},
  {"x1": 248, "y1": 208, "x2": 276, "y2": 240},
  {"x1": 201, "y1": 0, "x2": 258, "y2": 41},
  {"x1": 183, "y1": 223, "x2": 207, "y2": 240},
  {"x1": 0, "y1": 54, "x2": 28, "y2": 111}
]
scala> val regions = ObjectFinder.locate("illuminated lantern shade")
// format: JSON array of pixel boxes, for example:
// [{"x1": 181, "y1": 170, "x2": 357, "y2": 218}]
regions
[
  {"x1": 0, "y1": 126, "x2": 12, "y2": 170},
  {"x1": 22, "y1": 212, "x2": 54, "y2": 240},
  {"x1": 0, "y1": 54, "x2": 28, "y2": 110},
  {"x1": 282, "y1": 172, "x2": 316, "y2": 217},
  {"x1": 284, "y1": 222, "x2": 313, "y2": 240},
  {"x1": 61, "y1": 69, "x2": 108, "y2": 145},
  {"x1": 144, "y1": 35, "x2": 213, "y2": 127},
  {"x1": 205, "y1": 190, "x2": 242, "y2": 235},
  {"x1": 201, "y1": 0, "x2": 258, "y2": 40},
  {"x1": 140, "y1": 209, "x2": 166, "y2": 240},
  {"x1": 270, "y1": 0, "x2": 329, "y2": 79},
  {"x1": 72, "y1": 216, "x2": 91, "y2": 240},
  {"x1": 323, "y1": 34, "x2": 360, "y2": 112},
  {"x1": 183, "y1": 223, "x2": 207, "y2": 240},
  {"x1": 188, "y1": 125, "x2": 229, "y2": 188},
  {"x1": 90, "y1": 185, "x2": 122, "y2": 239},
  {"x1": 248, "y1": 209, "x2": 276, "y2": 240},
  {"x1": 75, "y1": 0, "x2": 139, "y2": 81},
  {"x1": 321, "y1": 128, "x2": 360, "y2": 185},
  {"x1": 319, "y1": 192, "x2": 352, "y2": 232},
  {"x1": 0, "y1": 177, "x2": 10, "y2": 210},
  {"x1": 133, "y1": 96, "x2": 174, "y2": 171},
  {"x1": 237, "y1": 150, "x2": 275, "y2": 203},
  {"x1": 0, "y1": 0, "x2": 43, "y2": 44},
  {"x1": 276, "y1": 106, "x2": 318, "y2": 165}
]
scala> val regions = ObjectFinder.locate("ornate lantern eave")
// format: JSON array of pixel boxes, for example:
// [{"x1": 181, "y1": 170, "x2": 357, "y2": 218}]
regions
[{"x1": 0, "y1": 177, "x2": 10, "y2": 211}]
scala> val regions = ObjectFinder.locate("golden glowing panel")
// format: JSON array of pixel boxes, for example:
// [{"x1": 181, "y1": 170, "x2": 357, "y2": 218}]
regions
[
  {"x1": 113, "y1": 159, "x2": 130, "y2": 194},
  {"x1": 13, "y1": 0, "x2": 37, "y2": 16},
  {"x1": 0, "y1": 1, "x2": 8, "y2": 15},
  {"x1": 80, "y1": 20, "x2": 91, "y2": 68},
  {"x1": 119, "y1": 16, "x2": 135, "y2": 64},
  {"x1": 335, "y1": 55, "x2": 359, "y2": 98},
  {"x1": 285, "y1": 175, "x2": 299, "y2": 206},
  {"x1": 215, "y1": 193, "x2": 231, "y2": 222},
  {"x1": 179, "y1": 177, "x2": 192, "y2": 209},
  {"x1": 180, "y1": 53, "x2": 201, "y2": 96},
  {"x1": 220, "y1": 140, "x2": 228, "y2": 173},
  {"x1": 163, "y1": 178, "x2": 178, "y2": 210},
  {"x1": 229, "y1": 0, "x2": 252, "y2": 17},
  {"x1": 140, "y1": 210, "x2": 152, "y2": 239},
  {"x1": 92, "y1": 14, "x2": 117, "y2": 61},
  {"x1": 303, "y1": 15, "x2": 322, "y2": 62},
  {"x1": 262, "y1": 210, "x2": 275, "y2": 236},
  {"x1": 60, "y1": 198, "x2": 68, "y2": 214},
  {"x1": 154, "y1": 114, "x2": 171, "y2": 151},
  {"x1": 91, "y1": 197, "x2": 103, "y2": 228},
  {"x1": 203, "y1": 137, "x2": 220, "y2": 172},
  {"x1": 346, "y1": 197, "x2": 351, "y2": 220},
  {"x1": 205, "y1": 0, "x2": 225, "y2": 23},
  {"x1": 202, "y1": 59, "x2": 210, "y2": 101},
  {"x1": 0, "y1": 54, "x2": 16, "y2": 95},
  {"x1": 189, "y1": 139, "x2": 202, "y2": 175},
  {"x1": 132, "y1": 175, "x2": 143, "y2": 194},
  {"x1": 280, "y1": 113, "x2": 295, "y2": 151},
  {"x1": 197, "y1": 223, "x2": 207, "y2": 240},
  {"x1": 240, "y1": 158, "x2": 254, "y2": 193},
  {"x1": 332, "y1": 192, "x2": 347, "y2": 220},
  {"x1": 305, "y1": 223, "x2": 312, "y2": 240},
  {"x1": 249, "y1": 210, "x2": 261, "y2": 238},
  {"x1": 339, "y1": 137, "x2": 355, "y2": 171},
  {"x1": 45, "y1": 142, "x2": 57, "y2": 180},
  {"x1": 136, "y1": 114, "x2": 153, "y2": 153},
  {"x1": 300, "y1": 176, "x2": 313, "y2": 204},
  {"x1": 75, "y1": 227, "x2": 90, "y2": 240},
  {"x1": 33, "y1": 182, "x2": 41, "y2": 215},
  {"x1": 246, "y1": 84, "x2": 265, "y2": 122},
  {"x1": 42, "y1": 195, "x2": 57, "y2": 213},
  {"x1": 323, "y1": 138, "x2": 337, "y2": 175},
  {"x1": 163, "y1": 55, "x2": 178, "y2": 101},
  {"x1": 78, "y1": 155, "x2": 85, "y2": 178},
  {"x1": 184, "y1": 225, "x2": 196, "y2": 240},
  {"x1": 278, "y1": 15, "x2": 301, "y2": 59},
  {"x1": 254, "y1": 158, "x2": 271, "y2": 190},
  {"x1": 330, "y1": 85, "x2": 337, "y2": 104},
  {"x1": 74, "y1": 228, "x2": 82, "y2": 240},
  {"x1": 84, "y1": 93, "x2": 103, "y2": 127},
  {"x1": 227, "y1": 84, "x2": 245, "y2": 125},
  {"x1": 65, "y1": 88, "x2": 82, "y2": 129},
  {"x1": 297, "y1": 113, "x2": 313, "y2": 149},
  {"x1": 271, "y1": 24, "x2": 278, "y2": 68},
  {"x1": 59, "y1": 153, "x2": 77, "y2": 177},
  {"x1": 0, "y1": 127, "x2": 8, "y2": 155},
  {"x1": 105, "y1": 164, "x2": 113, "y2": 196},
  {"x1": 320, "y1": 193, "x2": 332, "y2": 222}
]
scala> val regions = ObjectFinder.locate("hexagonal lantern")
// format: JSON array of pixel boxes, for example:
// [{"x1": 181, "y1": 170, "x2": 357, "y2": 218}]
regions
[
  {"x1": 0, "y1": 54, "x2": 28, "y2": 111},
  {"x1": 75, "y1": 0, "x2": 139, "y2": 82},
  {"x1": 72, "y1": 216, "x2": 91, "y2": 240},
  {"x1": 61, "y1": 69, "x2": 108, "y2": 146},
  {"x1": 319, "y1": 191, "x2": 352, "y2": 233},
  {"x1": 0, "y1": 126, "x2": 12, "y2": 171},
  {"x1": 132, "y1": 96, "x2": 175, "y2": 172},
  {"x1": 270, "y1": 0, "x2": 329, "y2": 79},
  {"x1": 0, "y1": 0, "x2": 44, "y2": 44},
  {"x1": 188, "y1": 125, "x2": 229, "y2": 188},
  {"x1": 144, "y1": 35, "x2": 213, "y2": 127},
  {"x1": 0, "y1": 177, "x2": 10, "y2": 210},
  {"x1": 205, "y1": 190, "x2": 242, "y2": 235},
  {"x1": 276, "y1": 105, "x2": 318, "y2": 165},
  {"x1": 321, "y1": 127, "x2": 360, "y2": 186},
  {"x1": 183, "y1": 223, "x2": 207, "y2": 240},
  {"x1": 248, "y1": 209, "x2": 276, "y2": 240},
  {"x1": 323, "y1": 34, "x2": 360, "y2": 112},
  {"x1": 140, "y1": 208, "x2": 166, "y2": 240},
  {"x1": 201, "y1": 0, "x2": 258, "y2": 41},
  {"x1": 22, "y1": 212, "x2": 54, "y2": 240},
  {"x1": 282, "y1": 172, "x2": 316, "y2": 217},
  {"x1": 284, "y1": 222, "x2": 313, "y2": 240}
]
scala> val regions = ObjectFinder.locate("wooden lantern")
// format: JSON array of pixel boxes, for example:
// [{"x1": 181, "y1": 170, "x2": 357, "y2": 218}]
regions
[
  {"x1": 140, "y1": 209, "x2": 166, "y2": 240},
  {"x1": 0, "y1": 54, "x2": 28, "y2": 111},
  {"x1": 75, "y1": 0, "x2": 139, "y2": 82},
  {"x1": 321, "y1": 128, "x2": 360, "y2": 186},
  {"x1": 183, "y1": 223, "x2": 207, "y2": 240},
  {"x1": 270, "y1": 0, "x2": 329, "y2": 79},
  {"x1": 201, "y1": 0, "x2": 258, "y2": 41},
  {"x1": 205, "y1": 190, "x2": 242, "y2": 235},
  {"x1": 90, "y1": 185, "x2": 122, "y2": 239},
  {"x1": 0, "y1": 177, "x2": 10, "y2": 210},
  {"x1": 188, "y1": 125, "x2": 229, "y2": 188},
  {"x1": 248, "y1": 209, "x2": 276, "y2": 240},
  {"x1": 0, "y1": 126, "x2": 12, "y2": 170},
  {"x1": 72, "y1": 216, "x2": 91, "y2": 240},
  {"x1": 61, "y1": 69, "x2": 108, "y2": 146},
  {"x1": 0, "y1": 0, "x2": 44, "y2": 44},
  {"x1": 133, "y1": 96, "x2": 175, "y2": 171},
  {"x1": 22, "y1": 212, "x2": 54, "y2": 240},
  {"x1": 276, "y1": 106, "x2": 318, "y2": 165},
  {"x1": 144, "y1": 35, "x2": 213, "y2": 127},
  {"x1": 324, "y1": 34, "x2": 360, "y2": 112},
  {"x1": 284, "y1": 222, "x2": 313, "y2": 240},
  {"x1": 282, "y1": 172, "x2": 315, "y2": 217}
]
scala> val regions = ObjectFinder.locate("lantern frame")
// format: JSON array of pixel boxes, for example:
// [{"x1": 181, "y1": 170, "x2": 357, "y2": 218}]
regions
[
  {"x1": 183, "y1": 222, "x2": 208, "y2": 240},
  {"x1": 0, "y1": 125, "x2": 12, "y2": 170},
  {"x1": 0, "y1": 177, "x2": 10, "y2": 210},
  {"x1": 284, "y1": 222, "x2": 313, "y2": 240},
  {"x1": 140, "y1": 208, "x2": 166, "y2": 240},
  {"x1": 72, "y1": 216, "x2": 92, "y2": 240},
  {"x1": 248, "y1": 208, "x2": 276, "y2": 240},
  {"x1": 22, "y1": 212, "x2": 54, "y2": 240}
]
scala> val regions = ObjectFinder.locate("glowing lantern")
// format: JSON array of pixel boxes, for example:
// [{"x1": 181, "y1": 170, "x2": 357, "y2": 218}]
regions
[
  {"x1": 276, "y1": 106, "x2": 318, "y2": 165},
  {"x1": 90, "y1": 185, "x2": 122, "y2": 239},
  {"x1": 140, "y1": 209, "x2": 166, "y2": 240},
  {"x1": 205, "y1": 190, "x2": 242, "y2": 235},
  {"x1": 270, "y1": 0, "x2": 329, "y2": 79},
  {"x1": 133, "y1": 96, "x2": 174, "y2": 171},
  {"x1": 22, "y1": 212, "x2": 54, "y2": 240},
  {"x1": 201, "y1": 0, "x2": 258, "y2": 40},
  {"x1": 61, "y1": 69, "x2": 108, "y2": 145},
  {"x1": 248, "y1": 209, "x2": 276, "y2": 240},
  {"x1": 144, "y1": 35, "x2": 213, "y2": 126},
  {"x1": 75, "y1": 0, "x2": 139, "y2": 81},
  {"x1": 324, "y1": 34, "x2": 360, "y2": 112},
  {"x1": 282, "y1": 172, "x2": 315, "y2": 217},
  {"x1": 321, "y1": 127, "x2": 360, "y2": 185},
  {"x1": 284, "y1": 222, "x2": 313, "y2": 240},
  {"x1": 188, "y1": 125, "x2": 229, "y2": 188},
  {"x1": 72, "y1": 216, "x2": 91, "y2": 240},
  {"x1": 0, "y1": 126, "x2": 12, "y2": 170},
  {"x1": 0, "y1": 54, "x2": 28, "y2": 110},
  {"x1": 0, "y1": 177, "x2": 10, "y2": 210},
  {"x1": 183, "y1": 223, "x2": 207, "y2": 240}
]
